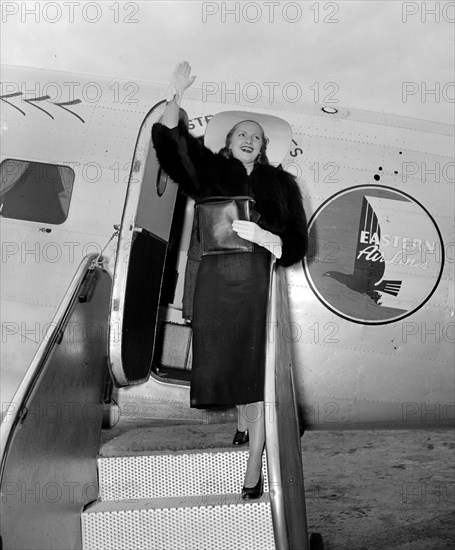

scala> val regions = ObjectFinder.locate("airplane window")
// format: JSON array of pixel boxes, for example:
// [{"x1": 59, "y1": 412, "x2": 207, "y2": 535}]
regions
[
  {"x1": 321, "y1": 106, "x2": 338, "y2": 114},
  {"x1": 0, "y1": 159, "x2": 74, "y2": 224},
  {"x1": 156, "y1": 166, "x2": 168, "y2": 196}
]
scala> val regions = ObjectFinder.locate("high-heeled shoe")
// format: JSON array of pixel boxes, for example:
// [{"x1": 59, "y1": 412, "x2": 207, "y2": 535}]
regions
[
  {"x1": 232, "y1": 429, "x2": 249, "y2": 446},
  {"x1": 241, "y1": 473, "x2": 263, "y2": 500}
]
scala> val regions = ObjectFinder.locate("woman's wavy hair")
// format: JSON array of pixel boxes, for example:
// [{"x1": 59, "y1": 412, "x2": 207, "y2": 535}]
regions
[{"x1": 219, "y1": 121, "x2": 270, "y2": 165}]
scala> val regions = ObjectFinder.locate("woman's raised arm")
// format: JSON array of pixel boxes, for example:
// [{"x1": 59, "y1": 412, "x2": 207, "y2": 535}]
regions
[{"x1": 162, "y1": 61, "x2": 196, "y2": 128}]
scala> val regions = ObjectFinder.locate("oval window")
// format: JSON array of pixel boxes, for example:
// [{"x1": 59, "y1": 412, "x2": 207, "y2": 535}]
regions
[{"x1": 156, "y1": 167, "x2": 168, "y2": 197}]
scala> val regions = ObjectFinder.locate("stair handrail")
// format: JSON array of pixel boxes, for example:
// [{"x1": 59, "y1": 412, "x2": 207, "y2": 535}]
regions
[
  {"x1": 0, "y1": 253, "x2": 101, "y2": 465},
  {"x1": 264, "y1": 262, "x2": 310, "y2": 550}
]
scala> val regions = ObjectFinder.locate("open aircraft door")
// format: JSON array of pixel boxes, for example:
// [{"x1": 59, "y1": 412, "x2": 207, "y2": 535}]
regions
[{"x1": 108, "y1": 102, "x2": 178, "y2": 386}]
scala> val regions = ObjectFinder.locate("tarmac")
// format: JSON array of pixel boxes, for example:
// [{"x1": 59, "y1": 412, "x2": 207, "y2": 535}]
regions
[{"x1": 100, "y1": 422, "x2": 455, "y2": 550}]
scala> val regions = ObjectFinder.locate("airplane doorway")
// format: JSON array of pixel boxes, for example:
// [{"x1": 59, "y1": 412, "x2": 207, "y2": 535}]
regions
[{"x1": 108, "y1": 103, "x2": 195, "y2": 389}]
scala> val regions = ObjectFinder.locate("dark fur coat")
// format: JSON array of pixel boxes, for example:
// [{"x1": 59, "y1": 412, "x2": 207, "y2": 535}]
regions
[{"x1": 151, "y1": 121, "x2": 308, "y2": 267}]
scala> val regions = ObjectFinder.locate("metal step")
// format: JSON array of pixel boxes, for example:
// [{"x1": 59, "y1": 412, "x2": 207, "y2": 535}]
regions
[
  {"x1": 98, "y1": 448, "x2": 269, "y2": 501},
  {"x1": 81, "y1": 493, "x2": 275, "y2": 550},
  {"x1": 82, "y1": 448, "x2": 274, "y2": 549}
]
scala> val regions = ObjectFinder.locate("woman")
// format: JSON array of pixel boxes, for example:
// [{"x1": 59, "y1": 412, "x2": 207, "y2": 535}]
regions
[{"x1": 152, "y1": 62, "x2": 308, "y2": 499}]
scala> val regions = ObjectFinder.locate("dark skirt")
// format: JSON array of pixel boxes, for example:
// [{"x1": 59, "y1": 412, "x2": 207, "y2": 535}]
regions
[{"x1": 190, "y1": 246, "x2": 271, "y2": 408}]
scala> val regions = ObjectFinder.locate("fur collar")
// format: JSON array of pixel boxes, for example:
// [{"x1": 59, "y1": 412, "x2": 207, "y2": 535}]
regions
[{"x1": 204, "y1": 155, "x2": 293, "y2": 234}]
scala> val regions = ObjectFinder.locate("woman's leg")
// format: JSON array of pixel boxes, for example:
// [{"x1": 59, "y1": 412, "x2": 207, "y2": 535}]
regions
[
  {"x1": 233, "y1": 405, "x2": 249, "y2": 446},
  {"x1": 237, "y1": 405, "x2": 248, "y2": 432},
  {"x1": 243, "y1": 401, "x2": 265, "y2": 487}
]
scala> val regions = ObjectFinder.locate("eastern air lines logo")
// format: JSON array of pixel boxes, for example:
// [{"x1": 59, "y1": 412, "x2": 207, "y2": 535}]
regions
[{"x1": 304, "y1": 185, "x2": 444, "y2": 325}]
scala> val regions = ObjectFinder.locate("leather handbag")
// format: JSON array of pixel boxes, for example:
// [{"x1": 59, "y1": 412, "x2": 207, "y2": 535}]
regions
[{"x1": 196, "y1": 196, "x2": 255, "y2": 255}]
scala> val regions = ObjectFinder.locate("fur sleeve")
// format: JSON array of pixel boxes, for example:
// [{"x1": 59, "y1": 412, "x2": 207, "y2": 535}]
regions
[
  {"x1": 276, "y1": 170, "x2": 308, "y2": 267},
  {"x1": 151, "y1": 121, "x2": 216, "y2": 199}
]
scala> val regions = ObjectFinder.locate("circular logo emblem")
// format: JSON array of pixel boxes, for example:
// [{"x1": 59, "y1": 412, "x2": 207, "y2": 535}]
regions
[{"x1": 304, "y1": 185, "x2": 444, "y2": 325}]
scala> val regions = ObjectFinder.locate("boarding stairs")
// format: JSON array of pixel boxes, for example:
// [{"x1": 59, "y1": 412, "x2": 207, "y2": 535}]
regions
[
  {"x1": 81, "y1": 264, "x2": 324, "y2": 550},
  {"x1": 0, "y1": 257, "x2": 323, "y2": 549},
  {"x1": 81, "y1": 431, "x2": 275, "y2": 550}
]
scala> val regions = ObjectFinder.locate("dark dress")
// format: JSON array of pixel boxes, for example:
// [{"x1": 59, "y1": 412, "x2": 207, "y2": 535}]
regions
[
  {"x1": 191, "y1": 245, "x2": 271, "y2": 406},
  {"x1": 152, "y1": 121, "x2": 308, "y2": 408}
]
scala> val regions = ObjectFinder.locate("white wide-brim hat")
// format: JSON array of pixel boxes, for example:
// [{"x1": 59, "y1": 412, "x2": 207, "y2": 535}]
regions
[{"x1": 204, "y1": 110, "x2": 292, "y2": 166}]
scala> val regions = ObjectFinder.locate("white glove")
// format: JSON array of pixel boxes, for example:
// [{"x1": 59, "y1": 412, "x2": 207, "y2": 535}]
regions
[
  {"x1": 232, "y1": 220, "x2": 282, "y2": 259},
  {"x1": 166, "y1": 61, "x2": 196, "y2": 105}
]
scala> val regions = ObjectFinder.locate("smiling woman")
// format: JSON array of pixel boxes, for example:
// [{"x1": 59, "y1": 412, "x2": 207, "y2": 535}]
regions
[
  {"x1": 220, "y1": 121, "x2": 269, "y2": 167},
  {"x1": 151, "y1": 61, "x2": 308, "y2": 500}
]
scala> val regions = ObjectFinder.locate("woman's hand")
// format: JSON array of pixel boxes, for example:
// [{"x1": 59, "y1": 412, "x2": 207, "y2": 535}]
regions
[
  {"x1": 232, "y1": 220, "x2": 282, "y2": 259},
  {"x1": 167, "y1": 61, "x2": 196, "y2": 105}
]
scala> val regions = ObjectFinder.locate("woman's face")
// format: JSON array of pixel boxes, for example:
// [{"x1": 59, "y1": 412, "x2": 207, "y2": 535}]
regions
[{"x1": 228, "y1": 121, "x2": 264, "y2": 164}]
